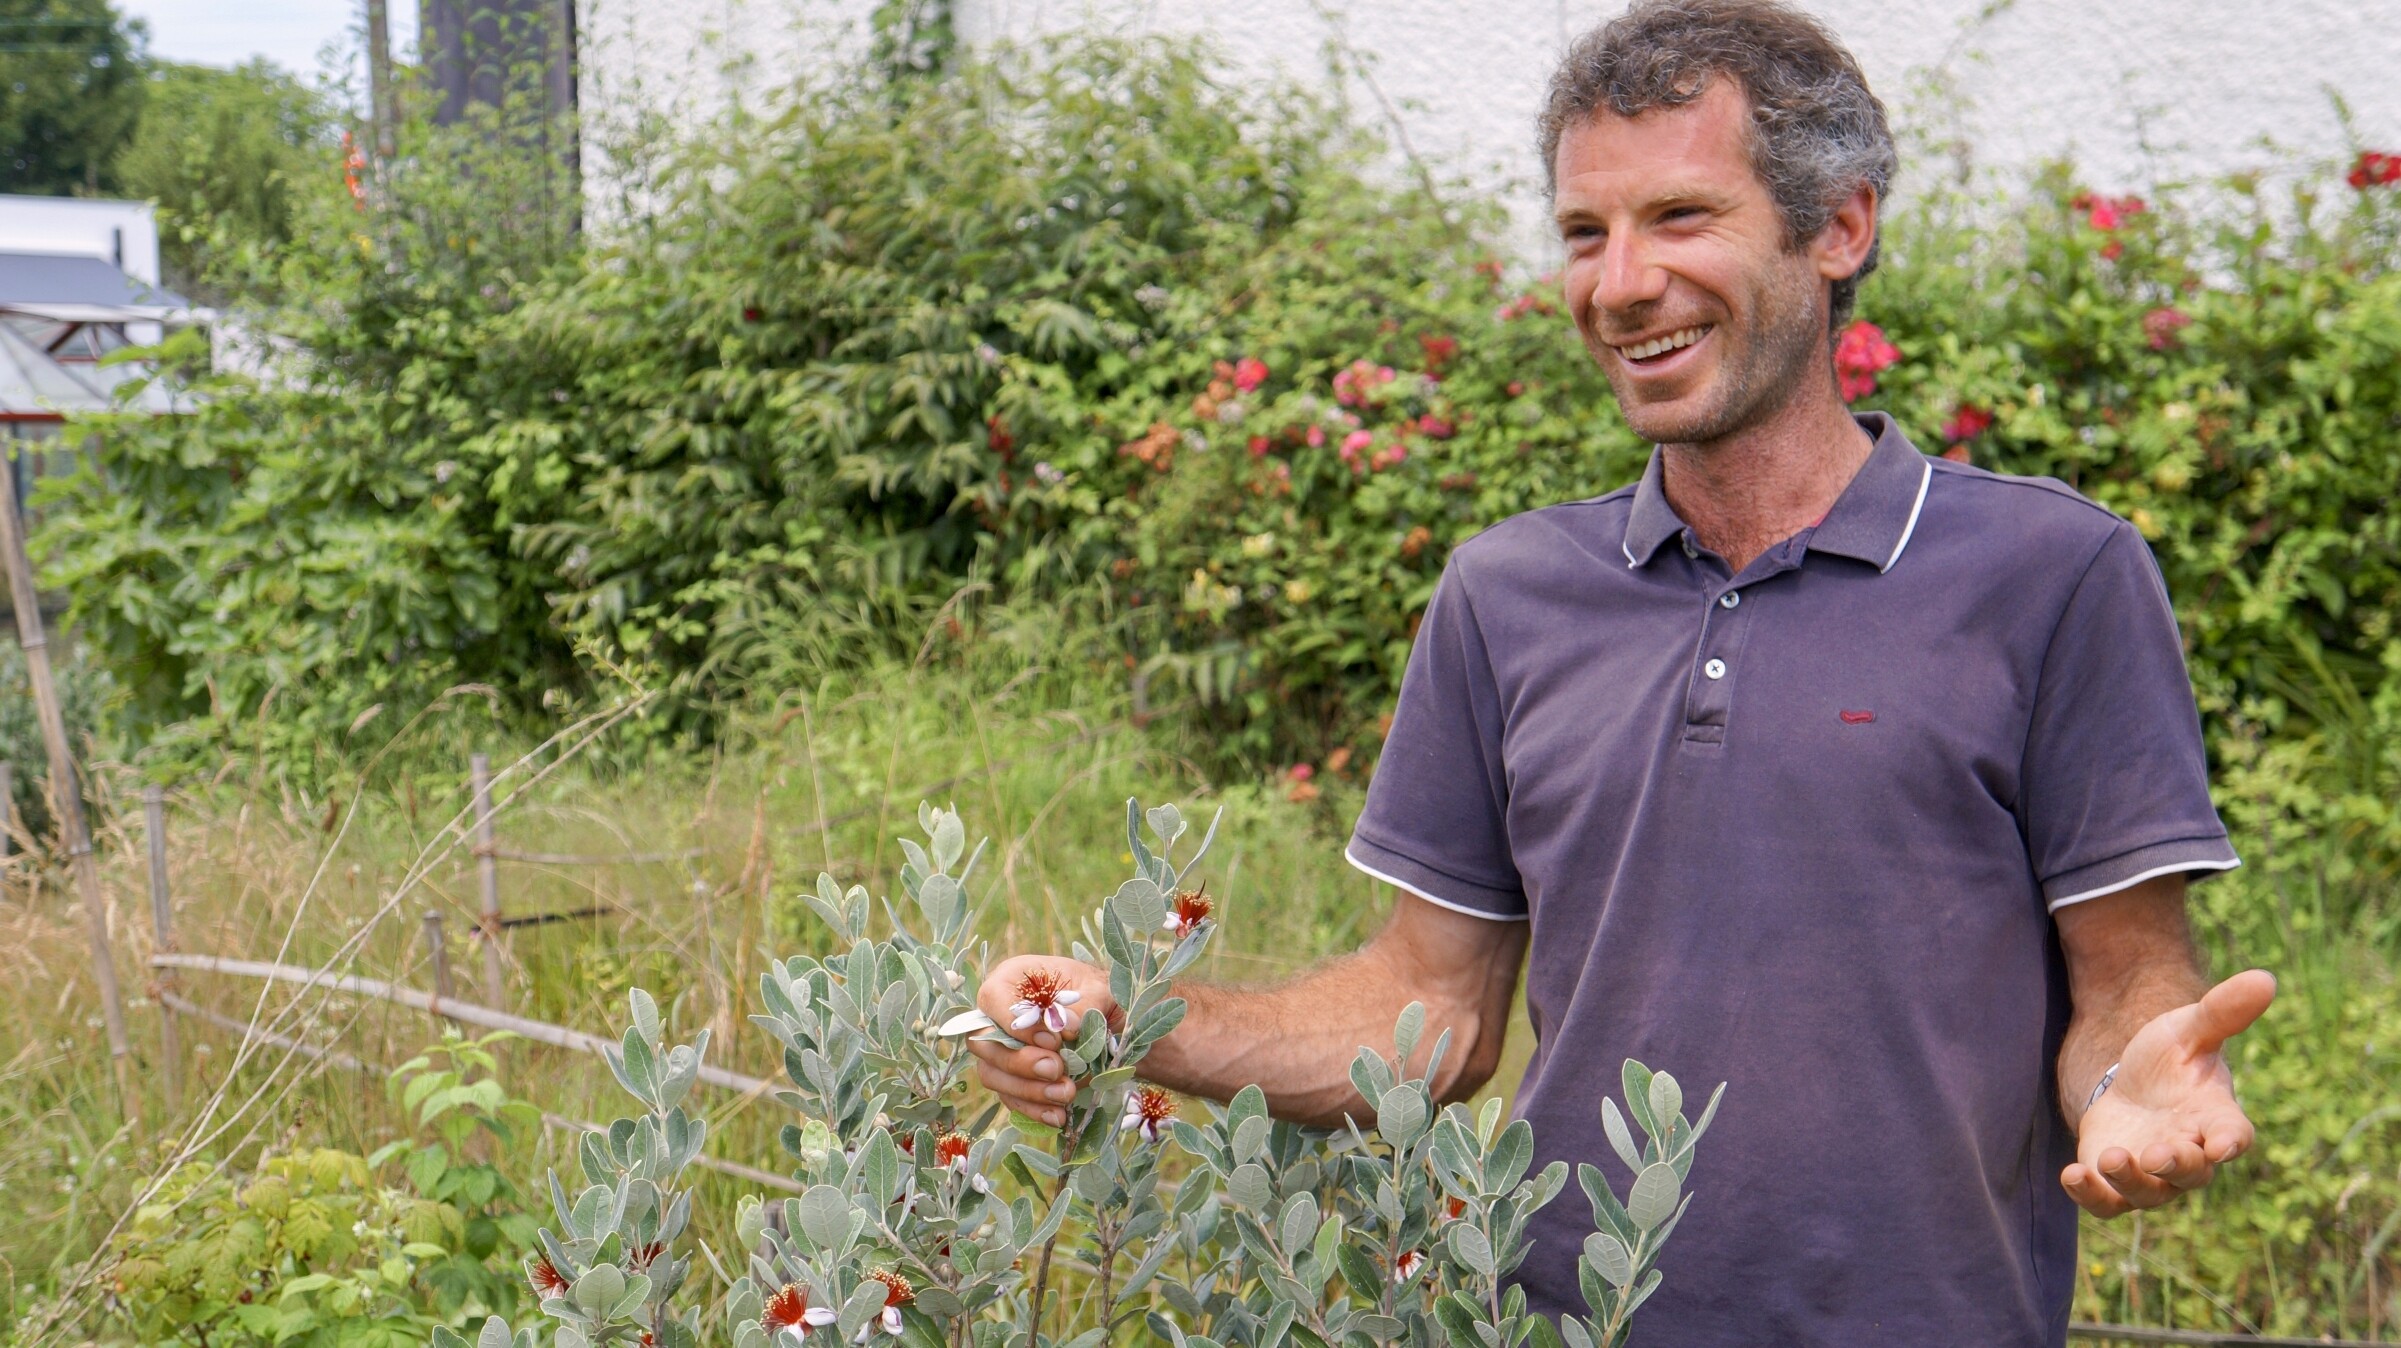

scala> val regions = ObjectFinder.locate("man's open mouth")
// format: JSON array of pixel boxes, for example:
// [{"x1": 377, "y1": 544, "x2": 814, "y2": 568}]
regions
[{"x1": 1614, "y1": 324, "x2": 1713, "y2": 366}]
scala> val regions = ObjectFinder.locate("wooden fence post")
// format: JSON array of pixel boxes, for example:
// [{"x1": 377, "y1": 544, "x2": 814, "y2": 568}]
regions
[
  {"x1": 422, "y1": 910, "x2": 454, "y2": 1002},
  {"x1": 143, "y1": 785, "x2": 180, "y2": 1113},
  {"x1": 0, "y1": 453, "x2": 135, "y2": 1122},
  {"x1": 1, "y1": 759, "x2": 12, "y2": 862},
  {"x1": 471, "y1": 753, "x2": 505, "y2": 1007}
]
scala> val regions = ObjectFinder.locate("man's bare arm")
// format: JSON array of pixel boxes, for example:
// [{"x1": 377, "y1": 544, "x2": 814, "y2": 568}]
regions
[
  {"x1": 969, "y1": 893, "x2": 1528, "y2": 1128},
  {"x1": 2054, "y1": 873, "x2": 2275, "y2": 1216}
]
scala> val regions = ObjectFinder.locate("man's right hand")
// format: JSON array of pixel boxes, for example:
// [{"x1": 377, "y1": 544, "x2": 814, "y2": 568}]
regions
[{"x1": 969, "y1": 954, "x2": 1116, "y2": 1128}]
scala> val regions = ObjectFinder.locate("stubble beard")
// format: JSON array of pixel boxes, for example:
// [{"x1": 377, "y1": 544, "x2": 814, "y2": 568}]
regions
[{"x1": 1593, "y1": 260, "x2": 1829, "y2": 449}]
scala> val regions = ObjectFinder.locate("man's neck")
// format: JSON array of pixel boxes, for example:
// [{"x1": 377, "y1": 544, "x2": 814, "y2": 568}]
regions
[{"x1": 1659, "y1": 384, "x2": 1876, "y2": 574}]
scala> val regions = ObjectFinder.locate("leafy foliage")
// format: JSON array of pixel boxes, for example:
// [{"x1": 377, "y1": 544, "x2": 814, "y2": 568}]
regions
[
  {"x1": 113, "y1": 58, "x2": 336, "y2": 294},
  {"x1": 458, "y1": 800, "x2": 1719, "y2": 1348},
  {"x1": 98, "y1": 1034, "x2": 542, "y2": 1345},
  {"x1": 0, "y1": 0, "x2": 143, "y2": 194}
]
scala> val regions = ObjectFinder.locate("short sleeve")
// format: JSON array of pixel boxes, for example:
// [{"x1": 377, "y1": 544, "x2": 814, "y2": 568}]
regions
[
  {"x1": 2021, "y1": 521, "x2": 2239, "y2": 912},
  {"x1": 1346, "y1": 558, "x2": 1528, "y2": 920}
]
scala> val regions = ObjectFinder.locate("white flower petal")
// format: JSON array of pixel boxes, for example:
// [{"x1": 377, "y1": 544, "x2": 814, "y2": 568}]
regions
[
  {"x1": 808, "y1": 1309, "x2": 840, "y2": 1326},
  {"x1": 1056, "y1": 989, "x2": 1082, "y2": 1005},
  {"x1": 1043, "y1": 1006, "x2": 1069, "y2": 1033},
  {"x1": 1011, "y1": 1006, "x2": 1042, "y2": 1031},
  {"x1": 937, "y1": 1009, "x2": 996, "y2": 1036}
]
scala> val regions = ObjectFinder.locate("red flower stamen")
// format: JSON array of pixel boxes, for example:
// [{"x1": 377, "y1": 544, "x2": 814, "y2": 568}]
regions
[
  {"x1": 528, "y1": 1254, "x2": 570, "y2": 1298},
  {"x1": 935, "y1": 1131, "x2": 973, "y2": 1168},
  {"x1": 1121, "y1": 1085, "x2": 1177, "y2": 1143},
  {"x1": 1164, "y1": 886, "x2": 1213, "y2": 938},
  {"x1": 869, "y1": 1269, "x2": 916, "y2": 1307}
]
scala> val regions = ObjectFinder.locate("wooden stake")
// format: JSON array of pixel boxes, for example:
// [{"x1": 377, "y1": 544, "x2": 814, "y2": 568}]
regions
[
  {"x1": 1, "y1": 759, "x2": 13, "y2": 862},
  {"x1": 144, "y1": 785, "x2": 180, "y2": 1114},
  {"x1": 0, "y1": 455, "x2": 135, "y2": 1122},
  {"x1": 364, "y1": 0, "x2": 397, "y2": 159},
  {"x1": 471, "y1": 752, "x2": 505, "y2": 1007},
  {"x1": 422, "y1": 909, "x2": 454, "y2": 1002}
]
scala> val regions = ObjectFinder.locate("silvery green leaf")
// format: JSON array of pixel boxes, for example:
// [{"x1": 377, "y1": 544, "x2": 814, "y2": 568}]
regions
[
  {"x1": 1260, "y1": 1298, "x2": 1298, "y2": 1348},
  {"x1": 1629, "y1": 1267, "x2": 1664, "y2": 1312},
  {"x1": 1110, "y1": 877, "x2": 1167, "y2": 936},
  {"x1": 860, "y1": 1130, "x2": 902, "y2": 1206},
  {"x1": 1687, "y1": 1083, "x2": 1727, "y2": 1147},
  {"x1": 919, "y1": 874, "x2": 962, "y2": 931},
  {"x1": 839, "y1": 1280, "x2": 889, "y2": 1338},
  {"x1": 1582, "y1": 1231, "x2": 1633, "y2": 1288},
  {"x1": 931, "y1": 809, "x2": 965, "y2": 871},
  {"x1": 570, "y1": 1264, "x2": 624, "y2": 1315},
  {"x1": 1578, "y1": 1164, "x2": 1632, "y2": 1242},
  {"x1": 1449, "y1": 1223, "x2": 1497, "y2": 1277},
  {"x1": 1354, "y1": 1314, "x2": 1406, "y2": 1341},
  {"x1": 1231, "y1": 1114, "x2": 1269, "y2": 1165},
  {"x1": 629, "y1": 989, "x2": 661, "y2": 1048},
  {"x1": 1228, "y1": 1163, "x2": 1272, "y2": 1209},
  {"x1": 1176, "y1": 806, "x2": 1224, "y2": 883},
  {"x1": 798, "y1": 1184, "x2": 850, "y2": 1250},
  {"x1": 1647, "y1": 1071, "x2": 1682, "y2": 1132},
  {"x1": 1620, "y1": 1060, "x2": 1658, "y2": 1143},
  {"x1": 1376, "y1": 1085, "x2": 1427, "y2": 1146},
  {"x1": 1560, "y1": 1317, "x2": 1597, "y2": 1348},
  {"x1": 1278, "y1": 1192, "x2": 1319, "y2": 1255},
  {"x1": 1145, "y1": 803, "x2": 1185, "y2": 849},
  {"x1": 431, "y1": 1330, "x2": 470, "y2": 1348},
  {"x1": 1627, "y1": 1161, "x2": 1680, "y2": 1232},
  {"x1": 554, "y1": 1329, "x2": 590, "y2": 1348},
  {"x1": 1393, "y1": 1002, "x2": 1426, "y2": 1062},
  {"x1": 938, "y1": 1008, "x2": 995, "y2": 1036},
  {"x1": 1070, "y1": 1160, "x2": 1114, "y2": 1202},
  {"x1": 476, "y1": 1317, "x2": 517, "y2": 1348},
  {"x1": 914, "y1": 1284, "x2": 965, "y2": 1318},
  {"x1": 1600, "y1": 1098, "x2": 1640, "y2": 1174},
  {"x1": 1485, "y1": 1118, "x2": 1534, "y2": 1193}
]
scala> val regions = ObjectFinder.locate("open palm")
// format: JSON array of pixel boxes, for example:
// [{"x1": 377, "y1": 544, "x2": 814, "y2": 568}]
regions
[{"x1": 2063, "y1": 969, "x2": 2276, "y2": 1217}]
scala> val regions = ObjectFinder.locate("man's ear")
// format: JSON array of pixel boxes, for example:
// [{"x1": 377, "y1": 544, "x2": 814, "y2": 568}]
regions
[{"x1": 1812, "y1": 182, "x2": 1878, "y2": 283}]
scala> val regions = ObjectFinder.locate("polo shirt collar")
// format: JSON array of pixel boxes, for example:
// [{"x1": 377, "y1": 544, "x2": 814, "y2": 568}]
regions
[{"x1": 1619, "y1": 412, "x2": 1934, "y2": 574}]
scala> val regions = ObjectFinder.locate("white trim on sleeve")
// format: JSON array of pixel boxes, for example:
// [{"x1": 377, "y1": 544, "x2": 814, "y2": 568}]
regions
[
  {"x1": 2046, "y1": 857, "x2": 2242, "y2": 913},
  {"x1": 1344, "y1": 846, "x2": 1529, "y2": 923},
  {"x1": 1880, "y1": 460, "x2": 1932, "y2": 573}
]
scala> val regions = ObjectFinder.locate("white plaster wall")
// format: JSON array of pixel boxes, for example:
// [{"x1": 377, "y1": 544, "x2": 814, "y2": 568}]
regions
[
  {"x1": 0, "y1": 195, "x2": 162, "y2": 284},
  {"x1": 583, "y1": 0, "x2": 2401, "y2": 257}
]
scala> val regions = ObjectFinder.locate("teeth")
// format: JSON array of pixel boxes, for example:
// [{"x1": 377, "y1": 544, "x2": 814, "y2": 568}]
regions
[{"x1": 1622, "y1": 326, "x2": 1709, "y2": 361}]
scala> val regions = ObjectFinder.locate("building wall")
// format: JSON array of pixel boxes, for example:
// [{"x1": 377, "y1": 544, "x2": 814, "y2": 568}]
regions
[
  {"x1": 0, "y1": 195, "x2": 161, "y2": 285},
  {"x1": 581, "y1": 0, "x2": 2401, "y2": 257}
]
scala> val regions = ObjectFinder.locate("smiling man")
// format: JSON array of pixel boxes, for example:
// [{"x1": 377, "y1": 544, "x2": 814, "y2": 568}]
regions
[{"x1": 970, "y1": 1, "x2": 2274, "y2": 1343}]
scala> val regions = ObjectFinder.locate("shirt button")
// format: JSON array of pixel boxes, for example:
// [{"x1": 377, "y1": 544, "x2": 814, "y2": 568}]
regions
[
  {"x1": 1718, "y1": 591, "x2": 1741, "y2": 609},
  {"x1": 1704, "y1": 658, "x2": 1728, "y2": 680}
]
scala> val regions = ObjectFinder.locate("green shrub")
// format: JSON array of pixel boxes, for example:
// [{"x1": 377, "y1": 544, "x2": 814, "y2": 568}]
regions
[{"x1": 94, "y1": 1033, "x2": 542, "y2": 1345}]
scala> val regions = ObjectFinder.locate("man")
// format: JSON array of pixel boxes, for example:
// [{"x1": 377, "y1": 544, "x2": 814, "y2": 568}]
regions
[{"x1": 971, "y1": 1, "x2": 2275, "y2": 1342}]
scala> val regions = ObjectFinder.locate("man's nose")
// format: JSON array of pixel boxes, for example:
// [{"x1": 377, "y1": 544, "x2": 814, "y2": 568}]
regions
[{"x1": 1591, "y1": 233, "x2": 1670, "y2": 318}]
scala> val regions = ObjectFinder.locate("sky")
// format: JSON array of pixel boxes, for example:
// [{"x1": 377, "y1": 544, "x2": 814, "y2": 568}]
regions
[{"x1": 114, "y1": 0, "x2": 417, "y2": 80}]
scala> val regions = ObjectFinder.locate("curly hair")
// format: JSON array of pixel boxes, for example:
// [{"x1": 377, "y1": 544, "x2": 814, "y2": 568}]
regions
[{"x1": 1537, "y1": 0, "x2": 1897, "y2": 327}]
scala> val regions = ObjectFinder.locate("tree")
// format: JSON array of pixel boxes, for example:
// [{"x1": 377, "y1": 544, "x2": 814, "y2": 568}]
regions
[
  {"x1": 113, "y1": 58, "x2": 334, "y2": 292},
  {"x1": 0, "y1": 0, "x2": 143, "y2": 194}
]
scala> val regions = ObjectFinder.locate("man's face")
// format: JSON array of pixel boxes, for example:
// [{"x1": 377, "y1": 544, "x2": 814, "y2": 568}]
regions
[{"x1": 1552, "y1": 82, "x2": 1830, "y2": 446}]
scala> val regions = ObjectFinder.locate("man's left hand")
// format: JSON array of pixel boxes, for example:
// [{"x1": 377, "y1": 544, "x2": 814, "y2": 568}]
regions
[{"x1": 2063, "y1": 968, "x2": 2276, "y2": 1216}]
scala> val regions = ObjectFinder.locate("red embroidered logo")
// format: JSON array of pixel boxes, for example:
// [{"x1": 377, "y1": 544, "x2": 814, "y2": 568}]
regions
[{"x1": 1839, "y1": 709, "x2": 1876, "y2": 725}]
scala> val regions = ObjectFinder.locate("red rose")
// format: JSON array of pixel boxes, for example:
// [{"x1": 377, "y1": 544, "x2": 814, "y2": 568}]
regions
[
  {"x1": 2143, "y1": 306, "x2": 2193, "y2": 350},
  {"x1": 1233, "y1": 357, "x2": 1270, "y2": 392},
  {"x1": 1941, "y1": 404, "x2": 1994, "y2": 442},
  {"x1": 1833, "y1": 320, "x2": 1901, "y2": 403}
]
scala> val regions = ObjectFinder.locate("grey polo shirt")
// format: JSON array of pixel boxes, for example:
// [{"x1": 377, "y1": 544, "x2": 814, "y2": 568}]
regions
[{"x1": 1347, "y1": 413, "x2": 2238, "y2": 1347}]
